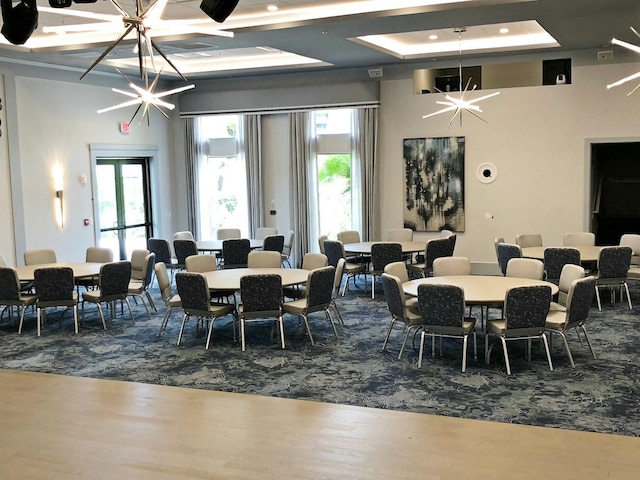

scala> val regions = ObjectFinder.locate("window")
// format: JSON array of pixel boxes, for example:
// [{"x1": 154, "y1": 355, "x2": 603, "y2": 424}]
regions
[
  {"x1": 198, "y1": 115, "x2": 248, "y2": 239},
  {"x1": 314, "y1": 109, "x2": 354, "y2": 239}
]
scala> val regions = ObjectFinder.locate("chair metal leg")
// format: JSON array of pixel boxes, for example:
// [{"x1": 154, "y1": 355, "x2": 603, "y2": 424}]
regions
[
  {"x1": 624, "y1": 282, "x2": 632, "y2": 309},
  {"x1": 240, "y1": 317, "x2": 246, "y2": 351},
  {"x1": 461, "y1": 335, "x2": 468, "y2": 373},
  {"x1": 418, "y1": 331, "x2": 426, "y2": 368},
  {"x1": 397, "y1": 325, "x2": 412, "y2": 360},
  {"x1": 325, "y1": 309, "x2": 338, "y2": 338},
  {"x1": 96, "y1": 303, "x2": 107, "y2": 330},
  {"x1": 500, "y1": 337, "x2": 511, "y2": 375},
  {"x1": 72, "y1": 305, "x2": 79, "y2": 334},
  {"x1": 382, "y1": 317, "x2": 397, "y2": 350},
  {"x1": 553, "y1": 331, "x2": 575, "y2": 368},
  {"x1": 177, "y1": 313, "x2": 189, "y2": 346},
  {"x1": 541, "y1": 333, "x2": 554, "y2": 372},
  {"x1": 278, "y1": 315, "x2": 286, "y2": 349},
  {"x1": 123, "y1": 298, "x2": 135, "y2": 325},
  {"x1": 595, "y1": 286, "x2": 602, "y2": 311},
  {"x1": 205, "y1": 317, "x2": 215, "y2": 350},
  {"x1": 578, "y1": 325, "x2": 597, "y2": 359}
]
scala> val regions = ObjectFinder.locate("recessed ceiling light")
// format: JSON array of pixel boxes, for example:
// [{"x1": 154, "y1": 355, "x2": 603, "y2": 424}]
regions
[
  {"x1": 429, "y1": 34, "x2": 438, "y2": 40},
  {"x1": 267, "y1": 5, "x2": 279, "y2": 12},
  {"x1": 499, "y1": 28, "x2": 510, "y2": 34}
]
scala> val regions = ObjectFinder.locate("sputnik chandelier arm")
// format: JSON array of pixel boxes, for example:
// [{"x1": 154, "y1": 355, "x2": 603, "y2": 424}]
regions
[
  {"x1": 423, "y1": 27, "x2": 500, "y2": 128},
  {"x1": 80, "y1": 0, "x2": 189, "y2": 81},
  {"x1": 97, "y1": 69, "x2": 195, "y2": 125},
  {"x1": 608, "y1": 26, "x2": 640, "y2": 95}
]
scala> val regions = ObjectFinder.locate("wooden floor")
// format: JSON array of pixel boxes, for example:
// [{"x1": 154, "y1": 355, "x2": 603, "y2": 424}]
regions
[{"x1": 1, "y1": 369, "x2": 639, "y2": 479}]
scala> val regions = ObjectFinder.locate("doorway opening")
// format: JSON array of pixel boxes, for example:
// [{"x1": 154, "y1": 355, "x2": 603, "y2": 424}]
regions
[
  {"x1": 591, "y1": 141, "x2": 640, "y2": 246},
  {"x1": 96, "y1": 158, "x2": 153, "y2": 260}
]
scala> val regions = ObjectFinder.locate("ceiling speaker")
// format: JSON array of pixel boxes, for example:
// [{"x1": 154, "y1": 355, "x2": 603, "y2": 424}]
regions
[
  {"x1": 200, "y1": 0, "x2": 239, "y2": 23},
  {"x1": 1, "y1": 0, "x2": 38, "y2": 45}
]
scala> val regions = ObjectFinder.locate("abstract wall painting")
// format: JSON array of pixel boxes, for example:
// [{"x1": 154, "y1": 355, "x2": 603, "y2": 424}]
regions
[{"x1": 403, "y1": 136, "x2": 465, "y2": 232}]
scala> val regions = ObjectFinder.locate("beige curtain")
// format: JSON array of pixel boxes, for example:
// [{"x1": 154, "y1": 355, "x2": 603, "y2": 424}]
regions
[
  {"x1": 242, "y1": 114, "x2": 262, "y2": 237},
  {"x1": 352, "y1": 107, "x2": 379, "y2": 241},
  {"x1": 183, "y1": 117, "x2": 202, "y2": 239}
]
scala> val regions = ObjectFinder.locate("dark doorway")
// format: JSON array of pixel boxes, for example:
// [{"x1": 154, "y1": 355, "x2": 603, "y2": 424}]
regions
[{"x1": 591, "y1": 142, "x2": 640, "y2": 246}]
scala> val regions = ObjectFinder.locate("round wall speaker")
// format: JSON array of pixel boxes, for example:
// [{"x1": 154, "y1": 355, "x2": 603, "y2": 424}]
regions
[{"x1": 477, "y1": 163, "x2": 497, "y2": 184}]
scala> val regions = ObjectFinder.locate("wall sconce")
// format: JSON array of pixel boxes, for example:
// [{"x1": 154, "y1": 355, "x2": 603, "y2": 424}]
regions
[
  {"x1": 52, "y1": 165, "x2": 64, "y2": 228},
  {"x1": 55, "y1": 189, "x2": 63, "y2": 227}
]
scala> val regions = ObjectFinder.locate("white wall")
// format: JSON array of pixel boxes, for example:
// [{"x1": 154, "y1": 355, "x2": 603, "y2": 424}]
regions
[
  {"x1": 379, "y1": 62, "x2": 640, "y2": 268},
  {"x1": 10, "y1": 75, "x2": 174, "y2": 263}
]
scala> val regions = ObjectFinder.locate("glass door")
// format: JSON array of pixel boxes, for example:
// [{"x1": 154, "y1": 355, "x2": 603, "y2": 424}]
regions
[{"x1": 96, "y1": 159, "x2": 152, "y2": 260}]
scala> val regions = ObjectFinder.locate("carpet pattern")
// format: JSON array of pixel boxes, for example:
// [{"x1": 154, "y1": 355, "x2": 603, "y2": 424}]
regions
[{"x1": 1, "y1": 277, "x2": 639, "y2": 437}]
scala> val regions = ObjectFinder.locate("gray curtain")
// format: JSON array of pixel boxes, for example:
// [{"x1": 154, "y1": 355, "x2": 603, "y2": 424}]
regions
[
  {"x1": 243, "y1": 114, "x2": 262, "y2": 237},
  {"x1": 352, "y1": 107, "x2": 379, "y2": 241},
  {"x1": 183, "y1": 117, "x2": 202, "y2": 239},
  {"x1": 289, "y1": 111, "x2": 314, "y2": 268}
]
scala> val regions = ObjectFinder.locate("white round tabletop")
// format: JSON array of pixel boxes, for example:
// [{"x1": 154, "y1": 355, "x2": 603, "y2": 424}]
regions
[
  {"x1": 197, "y1": 239, "x2": 263, "y2": 253},
  {"x1": 202, "y1": 268, "x2": 308, "y2": 290},
  {"x1": 521, "y1": 246, "x2": 603, "y2": 263},
  {"x1": 15, "y1": 262, "x2": 104, "y2": 281},
  {"x1": 403, "y1": 275, "x2": 559, "y2": 305},
  {"x1": 344, "y1": 241, "x2": 425, "y2": 254}
]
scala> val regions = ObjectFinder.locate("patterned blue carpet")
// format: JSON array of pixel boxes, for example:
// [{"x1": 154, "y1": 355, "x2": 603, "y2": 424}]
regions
[{"x1": 1, "y1": 277, "x2": 639, "y2": 436}]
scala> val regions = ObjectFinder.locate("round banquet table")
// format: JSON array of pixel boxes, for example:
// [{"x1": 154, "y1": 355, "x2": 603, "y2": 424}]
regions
[
  {"x1": 196, "y1": 239, "x2": 263, "y2": 253},
  {"x1": 521, "y1": 246, "x2": 603, "y2": 263},
  {"x1": 15, "y1": 262, "x2": 104, "y2": 281},
  {"x1": 403, "y1": 275, "x2": 559, "y2": 305},
  {"x1": 344, "y1": 241, "x2": 425, "y2": 255},
  {"x1": 202, "y1": 268, "x2": 309, "y2": 290}
]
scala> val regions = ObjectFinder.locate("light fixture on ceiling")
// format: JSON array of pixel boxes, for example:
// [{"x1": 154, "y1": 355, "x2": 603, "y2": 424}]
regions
[
  {"x1": 608, "y1": 26, "x2": 640, "y2": 95},
  {"x1": 80, "y1": 0, "x2": 188, "y2": 81},
  {"x1": 98, "y1": 69, "x2": 195, "y2": 126},
  {"x1": 0, "y1": 0, "x2": 38, "y2": 45},
  {"x1": 422, "y1": 27, "x2": 500, "y2": 128}
]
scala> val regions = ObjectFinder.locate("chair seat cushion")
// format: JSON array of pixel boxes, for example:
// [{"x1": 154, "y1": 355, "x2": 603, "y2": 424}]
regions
[
  {"x1": 282, "y1": 298, "x2": 306, "y2": 315},
  {"x1": 549, "y1": 302, "x2": 566, "y2": 312},
  {"x1": 486, "y1": 319, "x2": 506, "y2": 336},
  {"x1": 545, "y1": 310, "x2": 567, "y2": 330},
  {"x1": 168, "y1": 295, "x2": 181, "y2": 308}
]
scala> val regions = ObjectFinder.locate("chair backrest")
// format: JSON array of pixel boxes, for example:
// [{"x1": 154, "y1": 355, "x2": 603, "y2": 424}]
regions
[
  {"x1": 371, "y1": 243, "x2": 403, "y2": 272},
  {"x1": 384, "y1": 261, "x2": 410, "y2": 284},
  {"x1": 318, "y1": 235, "x2": 328, "y2": 254},
  {"x1": 496, "y1": 243, "x2": 523, "y2": 276},
  {"x1": 381, "y1": 273, "x2": 409, "y2": 320},
  {"x1": 99, "y1": 261, "x2": 132, "y2": 297},
  {"x1": 558, "y1": 264, "x2": 586, "y2": 298},
  {"x1": 433, "y1": 256, "x2": 471, "y2": 276},
  {"x1": 563, "y1": 232, "x2": 596, "y2": 247},
  {"x1": 446, "y1": 234, "x2": 457, "y2": 256},
  {"x1": 142, "y1": 253, "x2": 155, "y2": 288},
  {"x1": 494, "y1": 237, "x2": 505, "y2": 246},
  {"x1": 565, "y1": 276, "x2": 596, "y2": 326},
  {"x1": 301, "y1": 253, "x2": 328, "y2": 270},
  {"x1": 0, "y1": 266, "x2": 21, "y2": 300},
  {"x1": 216, "y1": 228, "x2": 241, "y2": 240},
  {"x1": 263, "y1": 235, "x2": 285, "y2": 253},
  {"x1": 620, "y1": 233, "x2": 640, "y2": 265},
  {"x1": 439, "y1": 229, "x2": 453, "y2": 238},
  {"x1": 223, "y1": 239, "x2": 251, "y2": 267},
  {"x1": 503, "y1": 285, "x2": 552, "y2": 331},
  {"x1": 0, "y1": 255, "x2": 6, "y2": 267},
  {"x1": 85, "y1": 247, "x2": 113, "y2": 263},
  {"x1": 154, "y1": 262, "x2": 173, "y2": 303},
  {"x1": 515, "y1": 234, "x2": 543, "y2": 248},
  {"x1": 333, "y1": 258, "x2": 346, "y2": 298},
  {"x1": 247, "y1": 251, "x2": 282, "y2": 268},
  {"x1": 186, "y1": 254, "x2": 217, "y2": 273},
  {"x1": 598, "y1": 246, "x2": 632, "y2": 279},
  {"x1": 175, "y1": 272, "x2": 211, "y2": 313},
  {"x1": 337, "y1": 230, "x2": 360, "y2": 244},
  {"x1": 255, "y1": 227, "x2": 277, "y2": 240},
  {"x1": 543, "y1": 247, "x2": 581, "y2": 281},
  {"x1": 417, "y1": 283, "x2": 465, "y2": 328},
  {"x1": 24, "y1": 249, "x2": 57, "y2": 266},
  {"x1": 34, "y1": 267, "x2": 74, "y2": 302},
  {"x1": 147, "y1": 238, "x2": 172, "y2": 264},
  {"x1": 305, "y1": 266, "x2": 336, "y2": 310},
  {"x1": 282, "y1": 230, "x2": 295, "y2": 255},
  {"x1": 323, "y1": 240, "x2": 344, "y2": 268},
  {"x1": 173, "y1": 239, "x2": 198, "y2": 266},
  {"x1": 173, "y1": 231, "x2": 194, "y2": 241},
  {"x1": 505, "y1": 258, "x2": 544, "y2": 280},
  {"x1": 130, "y1": 249, "x2": 151, "y2": 281},
  {"x1": 425, "y1": 237, "x2": 452, "y2": 267},
  {"x1": 386, "y1": 228, "x2": 413, "y2": 241},
  {"x1": 240, "y1": 274, "x2": 282, "y2": 314}
]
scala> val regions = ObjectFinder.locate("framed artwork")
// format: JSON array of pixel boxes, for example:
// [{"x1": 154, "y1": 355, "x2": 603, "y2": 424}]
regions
[{"x1": 403, "y1": 136, "x2": 465, "y2": 232}]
